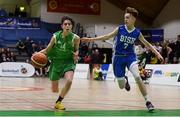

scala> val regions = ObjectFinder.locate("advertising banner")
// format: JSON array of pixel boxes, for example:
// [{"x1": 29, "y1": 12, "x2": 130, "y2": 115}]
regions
[
  {"x1": 47, "y1": 0, "x2": 100, "y2": 15},
  {"x1": 0, "y1": 62, "x2": 35, "y2": 77},
  {"x1": 16, "y1": 18, "x2": 40, "y2": 29},
  {"x1": 0, "y1": 18, "x2": 40, "y2": 29},
  {"x1": 107, "y1": 64, "x2": 180, "y2": 86},
  {"x1": 74, "y1": 64, "x2": 89, "y2": 79},
  {"x1": 0, "y1": 18, "x2": 16, "y2": 29}
]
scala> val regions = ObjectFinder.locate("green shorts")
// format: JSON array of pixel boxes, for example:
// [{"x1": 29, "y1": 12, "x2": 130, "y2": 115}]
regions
[{"x1": 48, "y1": 60, "x2": 76, "y2": 81}]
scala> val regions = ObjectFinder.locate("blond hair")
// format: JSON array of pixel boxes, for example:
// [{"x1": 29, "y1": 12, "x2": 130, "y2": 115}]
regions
[{"x1": 125, "y1": 7, "x2": 138, "y2": 18}]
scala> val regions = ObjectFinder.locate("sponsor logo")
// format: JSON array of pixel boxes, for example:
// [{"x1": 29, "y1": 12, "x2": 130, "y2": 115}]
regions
[
  {"x1": 21, "y1": 67, "x2": 27, "y2": 74},
  {"x1": 2, "y1": 69, "x2": 19, "y2": 73},
  {"x1": 154, "y1": 70, "x2": 163, "y2": 76},
  {"x1": 165, "y1": 72, "x2": 179, "y2": 77},
  {"x1": 154, "y1": 70, "x2": 179, "y2": 77},
  {"x1": 49, "y1": 0, "x2": 58, "y2": 10}
]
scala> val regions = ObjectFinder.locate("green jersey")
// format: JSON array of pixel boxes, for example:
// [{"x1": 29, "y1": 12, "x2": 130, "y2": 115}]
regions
[
  {"x1": 47, "y1": 31, "x2": 78, "y2": 80},
  {"x1": 47, "y1": 31, "x2": 75, "y2": 61}
]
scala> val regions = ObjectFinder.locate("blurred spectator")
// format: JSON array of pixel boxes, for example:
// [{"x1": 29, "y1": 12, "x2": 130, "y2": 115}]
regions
[
  {"x1": 0, "y1": 48, "x2": 2, "y2": 62},
  {"x1": 93, "y1": 64, "x2": 103, "y2": 81},
  {"x1": 150, "y1": 53, "x2": 158, "y2": 64},
  {"x1": 16, "y1": 40, "x2": 25, "y2": 55},
  {"x1": 32, "y1": 43, "x2": 40, "y2": 53},
  {"x1": 154, "y1": 42, "x2": 162, "y2": 53},
  {"x1": 144, "y1": 48, "x2": 152, "y2": 64},
  {"x1": 91, "y1": 48, "x2": 100, "y2": 63},
  {"x1": 168, "y1": 41, "x2": 176, "y2": 63},
  {"x1": 161, "y1": 41, "x2": 172, "y2": 64},
  {"x1": 176, "y1": 38, "x2": 180, "y2": 63},
  {"x1": 24, "y1": 36, "x2": 33, "y2": 57},
  {"x1": 10, "y1": 52, "x2": 16, "y2": 62},
  {"x1": 84, "y1": 53, "x2": 91, "y2": 63},
  {"x1": 0, "y1": 8, "x2": 8, "y2": 17},
  {"x1": 2, "y1": 53, "x2": 8, "y2": 62}
]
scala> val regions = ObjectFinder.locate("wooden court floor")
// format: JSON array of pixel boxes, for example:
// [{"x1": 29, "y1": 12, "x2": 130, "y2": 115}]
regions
[{"x1": 0, "y1": 76, "x2": 180, "y2": 116}]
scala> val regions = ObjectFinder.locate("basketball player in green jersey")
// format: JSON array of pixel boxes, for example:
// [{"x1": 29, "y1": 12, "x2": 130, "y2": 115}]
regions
[{"x1": 40, "y1": 16, "x2": 80, "y2": 110}]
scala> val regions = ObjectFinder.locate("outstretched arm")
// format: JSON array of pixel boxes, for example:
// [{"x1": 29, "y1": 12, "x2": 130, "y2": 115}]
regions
[
  {"x1": 139, "y1": 33, "x2": 164, "y2": 63},
  {"x1": 81, "y1": 27, "x2": 118, "y2": 42}
]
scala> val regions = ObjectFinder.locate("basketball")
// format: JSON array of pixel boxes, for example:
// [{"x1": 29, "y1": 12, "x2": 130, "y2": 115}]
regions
[{"x1": 31, "y1": 52, "x2": 48, "y2": 68}]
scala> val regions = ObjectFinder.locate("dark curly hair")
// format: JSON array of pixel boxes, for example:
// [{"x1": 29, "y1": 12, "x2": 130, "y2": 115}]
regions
[{"x1": 61, "y1": 16, "x2": 75, "y2": 28}]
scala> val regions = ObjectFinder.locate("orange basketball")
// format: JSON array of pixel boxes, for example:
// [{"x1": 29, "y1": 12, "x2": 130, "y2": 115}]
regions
[{"x1": 31, "y1": 52, "x2": 48, "y2": 68}]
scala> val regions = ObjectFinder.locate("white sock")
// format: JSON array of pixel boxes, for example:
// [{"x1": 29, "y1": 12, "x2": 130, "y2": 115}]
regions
[{"x1": 144, "y1": 95, "x2": 150, "y2": 102}]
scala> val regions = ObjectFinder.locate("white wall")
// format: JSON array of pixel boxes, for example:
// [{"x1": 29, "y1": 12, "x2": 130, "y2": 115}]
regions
[
  {"x1": 30, "y1": 0, "x2": 41, "y2": 17},
  {"x1": 153, "y1": 0, "x2": 180, "y2": 40}
]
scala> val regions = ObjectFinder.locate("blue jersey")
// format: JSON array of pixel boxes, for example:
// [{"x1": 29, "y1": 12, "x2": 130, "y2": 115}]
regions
[{"x1": 114, "y1": 25, "x2": 140, "y2": 55}]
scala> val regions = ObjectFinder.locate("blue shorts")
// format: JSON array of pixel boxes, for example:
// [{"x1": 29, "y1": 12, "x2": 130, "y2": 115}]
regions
[{"x1": 112, "y1": 53, "x2": 137, "y2": 77}]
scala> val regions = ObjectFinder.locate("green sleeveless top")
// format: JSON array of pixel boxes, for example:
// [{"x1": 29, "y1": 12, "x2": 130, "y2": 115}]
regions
[{"x1": 47, "y1": 31, "x2": 75, "y2": 61}]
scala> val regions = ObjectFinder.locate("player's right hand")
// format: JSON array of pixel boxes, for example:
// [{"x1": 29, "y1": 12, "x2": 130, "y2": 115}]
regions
[
  {"x1": 157, "y1": 54, "x2": 164, "y2": 64},
  {"x1": 80, "y1": 37, "x2": 94, "y2": 42}
]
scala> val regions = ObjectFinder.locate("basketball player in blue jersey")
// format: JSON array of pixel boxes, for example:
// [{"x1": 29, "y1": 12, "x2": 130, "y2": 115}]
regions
[{"x1": 81, "y1": 7, "x2": 164, "y2": 112}]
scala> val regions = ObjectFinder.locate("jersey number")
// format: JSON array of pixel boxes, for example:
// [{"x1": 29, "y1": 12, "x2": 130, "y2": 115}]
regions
[{"x1": 124, "y1": 43, "x2": 128, "y2": 49}]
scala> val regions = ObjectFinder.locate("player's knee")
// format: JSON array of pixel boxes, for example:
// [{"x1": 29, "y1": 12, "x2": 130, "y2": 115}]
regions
[
  {"x1": 51, "y1": 88, "x2": 59, "y2": 93},
  {"x1": 66, "y1": 78, "x2": 73, "y2": 84}
]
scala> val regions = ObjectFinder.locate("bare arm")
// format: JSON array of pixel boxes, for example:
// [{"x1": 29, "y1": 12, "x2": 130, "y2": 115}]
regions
[
  {"x1": 73, "y1": 35, "x2": 80, "y2": 63},
  {"x1": 39, "y1": 36, "x2": 55, "y2": 54},
  {"x1": 74, "y1": 35, "x2": 80, "y2": 52},
  {"x1": 139, "y1": 33, "x2": 164, "y2": 62},
  {"x1": 81, "y1": 27, "x2": 118, "y2": 42}
]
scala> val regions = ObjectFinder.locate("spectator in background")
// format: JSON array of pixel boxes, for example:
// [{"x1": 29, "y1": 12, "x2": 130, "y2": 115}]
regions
[
  {"x1": 161, "y1": 41, "x2": 172, "y2": 64},
  {"x1": 2, "y1": 53, "x2": 8, "y2": 62},
  {"x1": 176, "y1": 38, "x2": 180, "y2": 63},
  {"x1": 6, "y1": 53, "x2": 11, "y2": 62},
  {"x1": 0, "y1": 48, "x2": 2, "y2": 62},
  {"x1": 10, "y1": 52, "x2": 16, "y2": 62},
  {"x1": 168, "y1": 41, "x2": 176, "y2": 63},
  {"x1": 16, "y1": 40, "x2": 25, "y2": 55},
  {"x1": 24, "y1": 36, "x2": 33, "y2": 57},
  {"x1": 150, "y1": 53, "x2": 158, "y2": 64},
  {"x1": 153, "y1": 42, "x2": 162, "y2": 53},
  {"x1": 84, "y1": 53, "x2": 91, "y2": 63},
  {"x1": 91, "y1": 48, "x2": 100, "y2": 63},
  {"x1": 0, "y1": 8, "x2": 8, "y2": 17},
  {"x1": 93, "y1": 64, "x2": 103, "y2": 81},
  {"x1": 32, "y1": 43, "x2": 40, "y2": 54}
]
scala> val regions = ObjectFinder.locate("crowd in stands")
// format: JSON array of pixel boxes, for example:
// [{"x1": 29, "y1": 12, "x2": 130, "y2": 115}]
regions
[
  {"x1": 16, "y1": 36, "x2": 47, "y2": 58},
  {"x1": 0, "y1": 48, "x2": 16, "y2": 62},
  {"x1": 136, "y1": 38, "x2": 180, "y2": 64},
  {"x1": 16, "y1": 36, "x2": 48, "y2": 77},
  {"x1": 78, "y1": 38, "x2": 180, "y2": 65}
]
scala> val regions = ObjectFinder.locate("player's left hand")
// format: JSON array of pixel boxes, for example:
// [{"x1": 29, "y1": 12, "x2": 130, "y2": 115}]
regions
[{"x1": 73, "y1": 51, "x2": 79, "y2": 63}]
